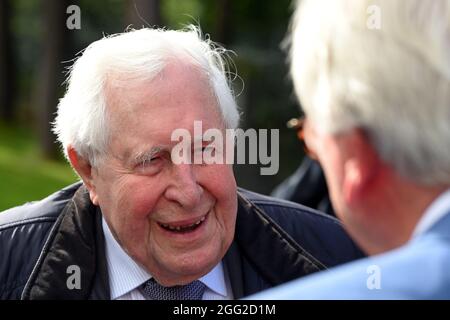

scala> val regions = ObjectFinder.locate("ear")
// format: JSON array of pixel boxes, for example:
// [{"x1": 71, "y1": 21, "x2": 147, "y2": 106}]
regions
[
  {"x1": 341, "y1": 129, "x2": 380, "y2": 205},
  {"x1": 67, "y1": 146, "x2": 100, "y2": 205}
]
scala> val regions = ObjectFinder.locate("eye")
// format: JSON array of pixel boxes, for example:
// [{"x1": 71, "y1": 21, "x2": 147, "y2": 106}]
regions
[
  {"x1": 135, "y1": 156, "x2": 163, "y2": 174},
  {"x1": 149, "y1": 156, "x2": 161, "y2": 163}
]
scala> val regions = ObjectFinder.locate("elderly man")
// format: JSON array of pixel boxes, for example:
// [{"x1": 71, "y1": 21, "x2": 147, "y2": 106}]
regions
[
  {"x1": 0, "y1": 26, "x2": 362, "y2": 300},
  {"x1": 251, "y1": 0, "x2": 450, "y2": 299}
]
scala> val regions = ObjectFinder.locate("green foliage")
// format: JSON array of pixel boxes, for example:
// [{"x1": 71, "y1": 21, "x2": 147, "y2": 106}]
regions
[
  {"x1": 162, "y1": 0, "x2": 204, "y2": 29},
  {"x1": 0, "y1": 122, "x2": 77, "y2": 211}
]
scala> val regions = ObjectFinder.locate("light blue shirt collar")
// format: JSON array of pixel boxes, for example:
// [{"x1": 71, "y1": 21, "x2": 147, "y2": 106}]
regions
[
  {"x1": 413, "y1": 188, "x2": 450, "y2": 237},
  {"x1": 102, "y1": 217, "x2": 228, "y2": 299}
]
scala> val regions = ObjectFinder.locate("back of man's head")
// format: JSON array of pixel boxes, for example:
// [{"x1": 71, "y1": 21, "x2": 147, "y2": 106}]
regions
[{"x1": 290, "y1": 0, "x2": 450, "y2": 186}]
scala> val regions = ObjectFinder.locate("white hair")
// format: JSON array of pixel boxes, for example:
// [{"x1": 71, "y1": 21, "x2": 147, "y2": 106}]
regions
[
  {"x1": 53, "y1": 26, "x2": 240, "y2": 166},
  {"x1": 290, "y1": 0, "x2": 450, "y2": 185}
]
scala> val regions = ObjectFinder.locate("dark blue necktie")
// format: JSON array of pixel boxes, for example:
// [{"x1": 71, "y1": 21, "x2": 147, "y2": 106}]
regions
[{"x1": 141, "y1": 278, "x2": 206, "y2": 300}]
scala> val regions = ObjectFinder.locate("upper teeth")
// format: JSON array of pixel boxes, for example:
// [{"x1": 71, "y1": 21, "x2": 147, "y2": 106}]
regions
[{"x1": 160, "y1": 216, "x2": 206, "y2": 230}]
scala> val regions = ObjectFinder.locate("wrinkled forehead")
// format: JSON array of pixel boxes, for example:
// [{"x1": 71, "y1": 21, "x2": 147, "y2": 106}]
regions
[
  {"x1": 106, "y1": 61, "x2": 219, "y2": 120},
  {"x1": 102, "y1": 61, "x2": 225, "y2": 154}
]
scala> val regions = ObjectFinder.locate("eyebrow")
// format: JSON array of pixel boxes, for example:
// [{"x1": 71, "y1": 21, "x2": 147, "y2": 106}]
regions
[{"x1": 130, "y1": 145, "x2": 170, "y2": 165}]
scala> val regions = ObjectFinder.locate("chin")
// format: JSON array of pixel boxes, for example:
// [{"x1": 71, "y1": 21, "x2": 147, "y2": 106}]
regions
[{"x1": 157, "y1": 248, "x2": 224, "y2": 286}]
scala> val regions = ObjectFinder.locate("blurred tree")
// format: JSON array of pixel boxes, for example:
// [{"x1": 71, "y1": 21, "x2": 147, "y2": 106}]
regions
[
  {"x1": 125, "y1": 0, "x2": 162, "y2": 28},
  {"x1": 0, "y1": 0, "x2": 15, "y2": 121},
  {"x1": 35, "y1": 0, "x2": 68, "y2": 158},
  {"x1": 214, "y1": 0, "x2": 231, "y2": 45}
]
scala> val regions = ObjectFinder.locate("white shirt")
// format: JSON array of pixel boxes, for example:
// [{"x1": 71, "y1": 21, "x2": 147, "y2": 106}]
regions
[
  {"x1": 413, "y1": 188, "x2": 450, "y2": 237},
  {"x1": 102, "y1": 217, "x2": 233, "y2": 300}
]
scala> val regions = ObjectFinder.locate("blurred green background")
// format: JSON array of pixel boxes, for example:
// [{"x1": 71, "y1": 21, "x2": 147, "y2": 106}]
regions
[{"x1": 0, "y1": 0, "x2": 305, "y2": 211}]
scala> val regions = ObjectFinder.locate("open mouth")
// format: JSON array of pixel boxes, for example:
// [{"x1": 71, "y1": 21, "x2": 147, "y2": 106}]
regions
[{"x1": 157, "y1": 214, "x2": 207, "y2": 234}]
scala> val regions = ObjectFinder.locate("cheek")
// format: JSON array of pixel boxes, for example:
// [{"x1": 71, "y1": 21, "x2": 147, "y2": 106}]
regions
[
  {"x1": 203, "y1": 164, "x2": 236, "y2": 199},
  {"x1": 202, "y1": 164, "x2": 237, "y2": 226},
  {"x1": 98, "y1": 176, "x2": 164, "y2": 232},
  {"x1": 322, "y1": 161, "x2": 343, "y2": 196},
  {"x1": 104, "y1": 178, "x2": 165, "y2": 249},
  {"x1": 116, "y1": 178, "x2": 165, "y2": 219},
  {"x1": 316, "y1": 139, "x2": 346, "y2": 209}
]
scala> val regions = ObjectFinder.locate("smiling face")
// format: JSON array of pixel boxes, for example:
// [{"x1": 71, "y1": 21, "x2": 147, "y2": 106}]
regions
[{"x1": 88, "y1": 62, "x2": 237, "y2": 286}]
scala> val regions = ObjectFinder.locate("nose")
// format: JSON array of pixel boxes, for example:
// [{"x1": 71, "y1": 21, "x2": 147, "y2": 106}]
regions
[{"x1": 164, "y1": 164, "x2": 203, "y2": 209}]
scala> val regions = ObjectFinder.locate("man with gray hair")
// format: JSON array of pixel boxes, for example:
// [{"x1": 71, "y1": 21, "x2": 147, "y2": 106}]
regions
[
  {"x1": 0, "y1": 26, "x2": 362, "y2": 300},
  {"x1": 251, "y1": 0, "x2": 450, "y2": 299}
]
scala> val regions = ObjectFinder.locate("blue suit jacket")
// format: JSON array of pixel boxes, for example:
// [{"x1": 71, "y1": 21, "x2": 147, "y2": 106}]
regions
[{"x1": 249, "y1": 210, "x2": 450, "y2": 299}]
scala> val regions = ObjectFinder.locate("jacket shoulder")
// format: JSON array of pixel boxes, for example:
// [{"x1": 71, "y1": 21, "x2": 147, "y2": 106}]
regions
[
  {"x1": 238, "y1": 188, "x2": 364, "y2": 267},
  {"x1": 0, "y1": 182, "x2": 81, "y2": 228},
  {"x1": 0, "y1": 182, "x2": 81, "y2": 299}
]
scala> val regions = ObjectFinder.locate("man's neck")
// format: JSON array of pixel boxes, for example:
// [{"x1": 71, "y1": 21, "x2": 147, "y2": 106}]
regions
[{"x1": 368, "y1": 181, "x2": 447, "y2": 255}]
